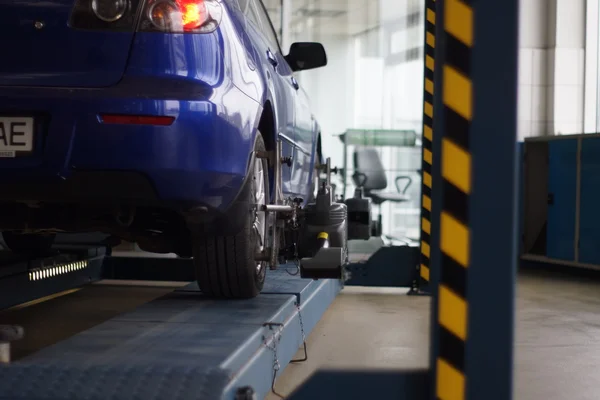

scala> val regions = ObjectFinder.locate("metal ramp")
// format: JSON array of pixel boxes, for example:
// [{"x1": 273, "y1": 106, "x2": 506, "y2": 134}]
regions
[{"x1": 0, "y1": 266, "x2": 340, "y2": 400}]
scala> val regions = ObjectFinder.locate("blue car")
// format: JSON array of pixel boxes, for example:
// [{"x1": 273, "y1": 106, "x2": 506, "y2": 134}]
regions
[{"x1": 0, "y1": 0, "x2": 327, "y2": 298}]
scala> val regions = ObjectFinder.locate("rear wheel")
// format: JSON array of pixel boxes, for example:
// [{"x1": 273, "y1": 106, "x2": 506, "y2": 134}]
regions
[
  {"x1": 2, "y1": 232, "x2": 56, "y2": 256},
  {"x1": 192, "y1": 134, "x2": 270, "y2": 299}
]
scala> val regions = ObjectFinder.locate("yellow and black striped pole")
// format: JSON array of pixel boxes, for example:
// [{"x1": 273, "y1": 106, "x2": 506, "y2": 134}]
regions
[
  {"x1": 432, "y1": 0, "x2": 473, "y2": 397},
  {"x1": 417, "y1": 0, "x2": 437, "y2": 293},
  {"x1": 430, "y1": 0, "x2": 519, "y2": 398}
]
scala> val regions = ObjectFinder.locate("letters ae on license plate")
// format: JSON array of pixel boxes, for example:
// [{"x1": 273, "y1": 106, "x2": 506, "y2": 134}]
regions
[{"x1": 0, "y1": 117, "x2": 34, "y2": 158}]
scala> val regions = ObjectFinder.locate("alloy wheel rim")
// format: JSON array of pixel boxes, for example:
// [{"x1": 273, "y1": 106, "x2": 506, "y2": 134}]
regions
[{"x1": 252, "y1": 157, "x2": 267, "y2": 281}]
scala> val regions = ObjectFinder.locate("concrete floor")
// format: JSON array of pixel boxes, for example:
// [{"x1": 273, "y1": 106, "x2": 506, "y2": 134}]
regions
[{"x1": 267, "y1": 269, "x2": 600, "y2": 400}]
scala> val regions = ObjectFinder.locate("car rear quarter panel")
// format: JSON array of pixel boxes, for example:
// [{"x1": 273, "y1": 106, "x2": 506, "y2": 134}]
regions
[{"x1": 117, "y1": 5, "x2": 267, "y2": 187}]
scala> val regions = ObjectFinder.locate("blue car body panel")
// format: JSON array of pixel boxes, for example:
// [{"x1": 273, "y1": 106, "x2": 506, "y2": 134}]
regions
[
  {"x1": 0, "y1": 0, "x2": 136, "y2": 88},
  {"x1": 0, "y1": 0, "x2": 319, "y2": 214}
]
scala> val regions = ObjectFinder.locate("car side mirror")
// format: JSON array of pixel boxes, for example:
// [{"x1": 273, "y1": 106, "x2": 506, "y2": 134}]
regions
[{"x1": 285, "y1": 42, "x2": 328, "y2": 72}]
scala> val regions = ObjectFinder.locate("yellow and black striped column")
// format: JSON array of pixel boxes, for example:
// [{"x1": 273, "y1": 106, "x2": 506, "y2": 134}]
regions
[
  {"x1": 418, "y1": 0, "x2": 436, "y2": 292},
  {"x1": 434, "y1": 0, "x2": 473, "y2": 398}
]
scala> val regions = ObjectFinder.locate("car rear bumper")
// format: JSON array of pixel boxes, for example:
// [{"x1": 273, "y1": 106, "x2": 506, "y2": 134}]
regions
[{"x1": 0, "y1": 84, "x2": 261, "y2": 213}]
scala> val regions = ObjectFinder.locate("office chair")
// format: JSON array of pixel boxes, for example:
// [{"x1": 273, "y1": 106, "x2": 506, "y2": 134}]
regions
[{"x1": 352, "y1": 147, "x2": 413, "y2": 243}]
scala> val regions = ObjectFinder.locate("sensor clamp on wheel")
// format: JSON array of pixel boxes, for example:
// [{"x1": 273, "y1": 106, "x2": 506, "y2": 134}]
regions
[{"x1": 259, "y1": 153, "x2": 372, "y2": 281}]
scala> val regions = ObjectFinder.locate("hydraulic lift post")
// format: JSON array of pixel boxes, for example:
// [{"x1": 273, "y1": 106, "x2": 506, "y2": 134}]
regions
[{"x1": 428, "y1": 0, "x2": 520, "y2": 398}]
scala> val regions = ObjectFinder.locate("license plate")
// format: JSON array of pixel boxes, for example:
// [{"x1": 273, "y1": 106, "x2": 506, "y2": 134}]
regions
[{"x1": 0, "y1": 117, "x2": 34, "y2": 158}]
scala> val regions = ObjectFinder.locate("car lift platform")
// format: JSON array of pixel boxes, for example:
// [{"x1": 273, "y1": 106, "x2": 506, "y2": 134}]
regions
[{"x1": 0, "y1": 248, "x2": 342, "y2": 400}]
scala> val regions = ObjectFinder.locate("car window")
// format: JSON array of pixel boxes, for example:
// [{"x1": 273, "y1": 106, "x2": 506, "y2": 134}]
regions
[{"x1": 250, "y1": 0, "x2": 281, "y2": 52}]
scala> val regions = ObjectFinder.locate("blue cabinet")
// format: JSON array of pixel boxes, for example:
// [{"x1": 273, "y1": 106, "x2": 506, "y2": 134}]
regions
[
  {"x1": 578, "y1": 137, "x2": 600, "y2": 264},
  {"x1": 546, "y1": 139, "x2": 577, "y2": 261},
  {"x1": 522, "y1": 134, "x2": 600, "y2": 269}
]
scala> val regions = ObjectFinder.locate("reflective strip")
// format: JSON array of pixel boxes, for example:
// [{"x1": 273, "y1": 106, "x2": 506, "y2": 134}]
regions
[
  {"x1": 436, "y1": 358, "x2": 466, "y2": 400},
  {"x1": 443, "y1": 66, "x2": 472, "y2": 120},
  {"x1": 442, "y1": 138, "x2": 472, "y2": 194},
  {"x1": 439, "y1": 285, "x2": 468, "y2": 340},
  {"x1": 445, "y1": 0, "x2": 473, "y2": 47},
  {"x1": 421, "y1": 241, "x2": 430, "y2": 258},
  {"x1": 427, "y1": 8, "x2": 436, "y2": 25},
  {"x1": 426, "y1": 78, "x2": 434, "y2": 94},
  {"x1": 424, "y1": 172, "x2": 432, "y2": 188},
  {"x1": 425, "y1": 101, "x2": 434, "y2": 118},
  {"x1": 420, "y1": 265, "x2": 430, "y2": 280},
  {"x1": 426, "y1": 55, "x2": 435, "y2": 71},
  {"x1": 440, "y1": 212, "x2": 470, "y2": 267},
  {"x1": 427, "y1": 32, "x2": 436, "y2": 47},
  {"x1": 423, "y1": 194, "x2": 432, "y2": 211},
  {"x1": 424, "y1": 148, "x2": 433, "y2": 165},
  {"x1": 424, "y1": 124, "x2": 433, "y2": 141},
  {"x1": 422, "y1": 217, "x2": 431, "y2": 234}
]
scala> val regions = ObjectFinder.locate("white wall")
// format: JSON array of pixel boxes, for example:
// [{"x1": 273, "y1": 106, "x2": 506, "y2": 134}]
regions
[
  {"x1": 518, "y1": 0, "x2": 552, "y2": 140},
  {"x1": 353, "y1": 57, "x2": 385, "y2": 128},
  {"x1": 518, "y1": 0, "x2": 586, "y2": 140},
  {"x1": 584, "y1": 0, "x2": 599, "y2": 133},
  {"x1": 296, "y1": 35, "x2": 356, "y2": 168},
  {"x1": 552, "y1": 0, "x2": 585, "y2": 135}
]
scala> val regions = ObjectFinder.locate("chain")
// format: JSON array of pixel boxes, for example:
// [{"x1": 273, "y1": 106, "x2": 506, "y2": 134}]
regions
[
  {"x1": 264, "y1": 323, "x2": 285, "y2": 399},
  {"x1": 265, "y1": 324, "x2": 282, "y2": 374},
  {"x1": 297, "y1": 302, "x2": 306, "y2": 343},
  {"x1": 290, "y1": 301, "x2": 308, "y2": 363},
  {"x1": 264, "y1": 301, "x2": 309, "y2": 399}
]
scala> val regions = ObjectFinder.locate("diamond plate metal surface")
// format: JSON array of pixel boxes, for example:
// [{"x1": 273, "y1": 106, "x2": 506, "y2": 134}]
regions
[
  {"x1": 0, "y1": 365, "x2": 230, "y2": 400},
  {"x1": 0, "y1": 260, "x2": 337, "y2": 400}
]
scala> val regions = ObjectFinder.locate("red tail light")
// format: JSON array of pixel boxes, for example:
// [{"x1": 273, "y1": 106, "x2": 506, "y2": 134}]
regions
[
  {"x1": 178, "y1": 0, "x2": 209, "y2": 30},
  {"x1": 139, "y1": 0, "x2": 222, "y2": 33},
  {"x1": 99, "y1": 114, "x2": 175, "y2": 126}
]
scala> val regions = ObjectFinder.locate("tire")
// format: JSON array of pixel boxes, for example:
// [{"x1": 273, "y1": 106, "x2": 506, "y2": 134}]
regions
[
  {"x1": 2, "y1": 232, "x2": 56, "y2": 256},
  {"x1": 192, "y1": 134, "x2": 270, "y2": 299}
]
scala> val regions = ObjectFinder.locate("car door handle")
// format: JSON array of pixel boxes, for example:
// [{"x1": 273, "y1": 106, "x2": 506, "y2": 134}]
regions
[
  {"x1": 291, "y1": 76, "x2": 299, "y2": 90},
  {"x1": 266, "y1": 49, "x2": 278, "y2": 67}
]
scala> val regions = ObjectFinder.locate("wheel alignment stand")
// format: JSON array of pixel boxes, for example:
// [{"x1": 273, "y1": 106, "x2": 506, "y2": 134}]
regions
[
  {"x1": 253, "y1": 139, "x2": 347, "y2": 399},
  {"x1": 256, "y1": 139, "x2": 348, "y2": 281}
]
